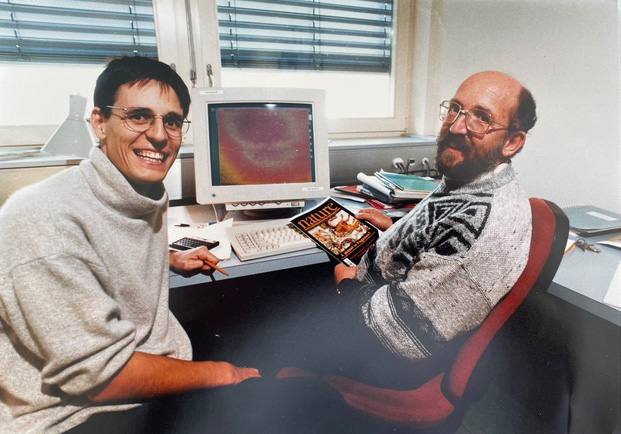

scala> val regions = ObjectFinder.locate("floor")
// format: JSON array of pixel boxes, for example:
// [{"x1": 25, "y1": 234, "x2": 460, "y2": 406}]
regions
[{"x1": 457, "y1": 382, "x2": 558, "y2": 434}]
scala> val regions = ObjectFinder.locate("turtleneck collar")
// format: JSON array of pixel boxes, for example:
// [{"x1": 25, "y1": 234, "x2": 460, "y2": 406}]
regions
[
  {"x1": 437, "y1": 163, "x2": 516, "y2": 195},
  {"x1": 79, "y1": 147, "x2": 168, "y2": 218}
]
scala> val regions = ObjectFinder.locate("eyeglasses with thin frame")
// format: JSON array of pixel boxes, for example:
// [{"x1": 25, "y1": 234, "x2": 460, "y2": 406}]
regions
[
  {"x1": 438, "y1": 100, "x2": 511, "y2": 134},
  {"x1": 105, "y1": 106, "x2": 191, "y2": 138}
]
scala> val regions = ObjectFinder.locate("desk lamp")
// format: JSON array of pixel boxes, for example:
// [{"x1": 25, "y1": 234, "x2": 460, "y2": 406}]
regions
[{"x1": 41, "y1": 94, "x2": 96, "y2": 158}]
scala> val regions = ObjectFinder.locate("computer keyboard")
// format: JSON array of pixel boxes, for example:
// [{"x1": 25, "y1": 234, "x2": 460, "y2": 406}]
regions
[{"x1": 225, "y1": 219, "x2": 316, "y2": 261}]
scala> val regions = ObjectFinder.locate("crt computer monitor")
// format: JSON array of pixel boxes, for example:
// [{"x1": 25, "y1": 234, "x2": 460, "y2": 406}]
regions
[{"x1": 191, "y1": 87, "x2": 330, "y2": 211}]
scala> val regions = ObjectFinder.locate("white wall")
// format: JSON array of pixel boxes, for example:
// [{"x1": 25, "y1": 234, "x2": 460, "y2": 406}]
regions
[{"x1": 412, "y1": 0, "x2": 621, "y2": 213}]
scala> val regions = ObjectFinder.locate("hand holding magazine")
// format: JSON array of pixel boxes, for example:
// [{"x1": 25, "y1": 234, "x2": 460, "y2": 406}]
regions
[{"x1": 290, "y1": 198, "x2": 379, "y2": 266}]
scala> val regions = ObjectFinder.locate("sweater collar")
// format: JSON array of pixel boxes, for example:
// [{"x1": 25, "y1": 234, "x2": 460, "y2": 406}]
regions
[
  {"x1": 80, "y1": 147, "x2": 168, "y2": 218},
  {"x1": 437, "y1": 163, "x2": 517, "y2": 194}
]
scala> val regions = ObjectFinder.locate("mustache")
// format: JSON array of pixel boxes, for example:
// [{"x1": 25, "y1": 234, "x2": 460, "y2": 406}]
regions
[{"x1": 437, "y1": 133, "x2": 471, "y2": 151}]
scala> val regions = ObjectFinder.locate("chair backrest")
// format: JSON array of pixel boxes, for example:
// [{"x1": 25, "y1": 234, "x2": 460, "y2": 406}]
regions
[{"x1": 442, "y1": 198, "x2": 569, "y2": 404}]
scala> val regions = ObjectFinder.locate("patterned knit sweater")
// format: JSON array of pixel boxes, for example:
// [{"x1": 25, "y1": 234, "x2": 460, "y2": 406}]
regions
[{"x1": 337, "y1": 164, "x2": 532, "y2": 362}]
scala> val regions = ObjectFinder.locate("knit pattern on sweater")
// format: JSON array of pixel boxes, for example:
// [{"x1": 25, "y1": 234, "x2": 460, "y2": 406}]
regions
[{"x1": 348, "y1": 165, "x2": 531, "y2": 362}]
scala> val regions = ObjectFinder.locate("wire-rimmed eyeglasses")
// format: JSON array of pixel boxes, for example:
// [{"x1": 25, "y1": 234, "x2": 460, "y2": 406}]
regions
[
  {"x1": 106, "y1": 106, "x2": 191, "y2": 138},
  {"x1": 438, "y1": 100, "x2": 511, "y2": 134}
]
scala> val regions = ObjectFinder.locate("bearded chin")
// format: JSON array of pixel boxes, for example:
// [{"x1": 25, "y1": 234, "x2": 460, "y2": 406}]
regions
[{"x1": 435, "y1": 133, "x2": 504, "y2": 182}]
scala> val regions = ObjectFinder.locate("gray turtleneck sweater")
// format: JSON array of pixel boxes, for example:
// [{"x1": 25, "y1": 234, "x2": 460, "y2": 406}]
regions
[
  {"x1": 0, "y1": 147, "x2": 192, "y2": 434},
  {"x1": 338, "y1": 164, "x2": 532, "y2": 363}
]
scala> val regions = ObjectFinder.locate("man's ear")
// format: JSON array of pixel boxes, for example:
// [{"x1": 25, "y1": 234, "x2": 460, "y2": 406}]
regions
[
  {"x1": 90, "y1": 108, "x2": 107, "y2": 142},
  {"x1": 502, "y1": 131, "x2": 526, "y2": 158}
]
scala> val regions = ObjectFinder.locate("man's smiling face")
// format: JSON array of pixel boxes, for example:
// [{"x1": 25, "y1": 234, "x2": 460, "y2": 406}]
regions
[{"x1": 92, "y1": 80, "x2": 183, "y2": 189}]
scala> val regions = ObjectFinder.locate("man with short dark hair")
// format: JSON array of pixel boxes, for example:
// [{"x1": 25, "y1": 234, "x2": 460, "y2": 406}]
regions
[
  {"x1": 0, "y1": 56, "x2": 258, "y2": 433},
  {"x1": 329, "y1": 71, "x2": 537, "y2": 384}
]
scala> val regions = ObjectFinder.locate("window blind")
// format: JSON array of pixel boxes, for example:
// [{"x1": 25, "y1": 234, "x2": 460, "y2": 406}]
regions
[
  {"x1": 0, "y1": 0, "x2": 157, "y2": 63},
  {"x1": 218, "y1": 0, "x2": 393, "y2": 73}
]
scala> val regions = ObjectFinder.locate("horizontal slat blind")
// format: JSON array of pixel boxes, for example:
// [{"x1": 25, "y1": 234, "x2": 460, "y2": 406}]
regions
[
  {"x1": 0, "y1": 0, "x2": 157, "y2": 63},
  {"x1": 218, "y1": 0, "x2": 393, "y2": 73}
]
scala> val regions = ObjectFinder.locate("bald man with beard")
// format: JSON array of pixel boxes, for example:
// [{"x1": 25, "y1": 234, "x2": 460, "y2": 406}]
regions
[{"x1": 325, "y1": 71, "x2": 538, "y2": 385}]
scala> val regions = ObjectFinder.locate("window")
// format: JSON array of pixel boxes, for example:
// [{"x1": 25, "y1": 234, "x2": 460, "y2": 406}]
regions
[
  {"x1": 218, "y1": 0, "x2": 393, "y2": 73},
  {"x1": 193, "y1": 0, "x2": 412, "y2": 137},
  {"x1": 0, "y1": 0, "x2": 168, "y2": 146},
  {"x1": 0, "y1": 0, "x2": 157, "y2": 63}
]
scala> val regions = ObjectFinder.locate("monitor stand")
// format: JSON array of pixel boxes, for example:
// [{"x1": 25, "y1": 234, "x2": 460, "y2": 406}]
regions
[{"x1": 224, "y1": 200, "x2": 305, "y2": 220}]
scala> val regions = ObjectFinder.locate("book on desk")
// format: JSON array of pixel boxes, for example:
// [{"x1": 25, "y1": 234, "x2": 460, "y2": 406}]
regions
[
  {"x1": 332, "y1": 170, "x2": 437, "y2": 208},
  {"x1": 356, "y1": 171, "x2": 437, "y2": 203},
  {"x1": 373, "y1": 170, "x2": 439, "y2": 195}
]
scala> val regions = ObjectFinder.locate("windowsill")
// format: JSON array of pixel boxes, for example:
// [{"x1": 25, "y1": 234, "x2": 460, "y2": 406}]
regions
[
  {"x1": 0, "y1": 135, "x2": 437, "y2": 170},
  {"x1": 0, "y1": 149, "x2": 84, "y2": 169},
  {"x1": 328, "y1": 135, "x2": 436, "y2": 150}
]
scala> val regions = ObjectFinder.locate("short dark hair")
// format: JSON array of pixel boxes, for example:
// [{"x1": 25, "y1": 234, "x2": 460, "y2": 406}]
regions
[
  {"x1": 94, "y1": 56, "x2": 191, "y2": 118},
  {"x1": 509, "y1": 86, "x2": 537, "y2": 133}
]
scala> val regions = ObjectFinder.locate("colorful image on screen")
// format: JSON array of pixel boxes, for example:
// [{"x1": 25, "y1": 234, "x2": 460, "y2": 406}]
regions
[{"x1": 210, "y1": 104, "x2": 314, "y2": 186}]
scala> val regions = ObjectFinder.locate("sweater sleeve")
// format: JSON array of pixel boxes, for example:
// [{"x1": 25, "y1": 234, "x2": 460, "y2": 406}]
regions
[
  {"x1": 336, "y1": 252, "x2": 491, "y2": 362},
  {"x1": 2, "y1": 254, "x2": 137, "y2": 396}
]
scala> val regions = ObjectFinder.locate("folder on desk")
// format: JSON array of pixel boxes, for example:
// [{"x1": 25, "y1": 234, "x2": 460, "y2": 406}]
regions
[{"x1": 563, "y1": 205, "x2": 621, "y2": 235}]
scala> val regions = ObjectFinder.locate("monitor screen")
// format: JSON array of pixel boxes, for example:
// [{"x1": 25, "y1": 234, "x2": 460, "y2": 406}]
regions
[
  {"x1": 192, "y1": 88, "x2": 330, "y2": 208},
  {"x1": 208, "y1": 103, "x2": 315, "y2": 186}
]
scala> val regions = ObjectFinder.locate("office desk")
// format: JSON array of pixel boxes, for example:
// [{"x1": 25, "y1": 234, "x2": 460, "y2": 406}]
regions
[
  {"x1": 548, "y1": 232, "x2": 621, "y2": 326},
  {"x1": 545, "y1": 232, "x2": 620, "y2": 433},
  {"x1": 169, "y1": 202, "x2": 621, "y2": 325},
  {"x1": 168, "y1": 202, "x2": 620, "y2": 434},
  {"x1": 168, "y1": 200, "x2": 330, "y2": 290}
]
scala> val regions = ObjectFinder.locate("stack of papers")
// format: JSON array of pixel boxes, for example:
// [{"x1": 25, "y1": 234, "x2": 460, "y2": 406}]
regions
[
  {"x1": 375, "y1": 170, "x2": 439, "y2": 198},
  {"x1": 356, "y1": 171, "x2": 438, "y2": 203}
]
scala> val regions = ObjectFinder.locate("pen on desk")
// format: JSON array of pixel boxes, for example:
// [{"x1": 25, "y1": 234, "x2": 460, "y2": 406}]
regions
[
  {"x1": 564, "y1": 240, "x2": 576, "y2": 255},
  {"x1": 175, "y1": 223, "x2": 190, "y2": 227},
  {"x1": 205, "y1": 261, "x2": 228, "y2": 276}
]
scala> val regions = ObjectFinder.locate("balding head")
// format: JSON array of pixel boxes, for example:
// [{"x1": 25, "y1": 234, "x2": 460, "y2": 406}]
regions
[
  {"x1": 459, "y1": 71, "x2": 537, "y2": 134},
  {"x1": 460, "y1": 71, "x2": 523, "y2": 100},
  {"x1": 462, "y1": 70, "x2": 522, "y2": 90}
]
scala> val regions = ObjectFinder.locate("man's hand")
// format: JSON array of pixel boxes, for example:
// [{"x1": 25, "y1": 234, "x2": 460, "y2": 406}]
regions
[
  {"x1": 220, "y1": 361, "x2": 262, "y2": 386},
  {"x1": 169, "y1": 246, "x2": 220, "y2": 273},
  {"x1": 355, "y1": 208, "x2": 393, "y2": 231},
  {"x1": 334, "y1": 263, "x2": 357, "y2": 285}
]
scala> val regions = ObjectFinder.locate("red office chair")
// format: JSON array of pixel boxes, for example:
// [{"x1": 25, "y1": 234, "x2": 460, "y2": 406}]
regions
[{"x1": 277, "y1": 198, "x2": 569, "y2": 431}]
